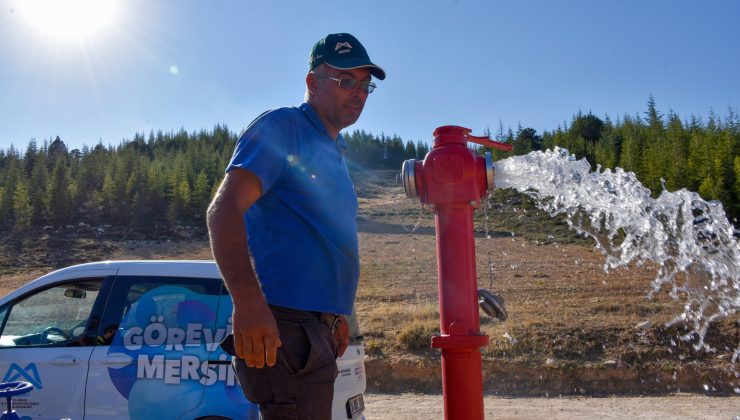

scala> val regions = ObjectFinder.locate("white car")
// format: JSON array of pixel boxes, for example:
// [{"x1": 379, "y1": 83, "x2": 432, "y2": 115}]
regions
[{"x1": 0, "y1": 261, "x2": 366, "y2": 419}]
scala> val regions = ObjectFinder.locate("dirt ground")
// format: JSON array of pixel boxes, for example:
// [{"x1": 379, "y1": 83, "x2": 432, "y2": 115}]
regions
[{"x1": 363, "y1": 393, "x2": 740, "y2": 419}]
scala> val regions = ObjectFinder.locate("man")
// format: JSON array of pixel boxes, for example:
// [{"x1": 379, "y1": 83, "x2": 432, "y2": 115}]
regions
[{"x1": 207, "y1": 33, "x2": 385, "y2": 419}]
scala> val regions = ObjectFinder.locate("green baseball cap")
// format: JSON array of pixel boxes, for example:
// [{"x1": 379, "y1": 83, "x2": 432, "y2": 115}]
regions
[{"x1": 309, "y1": 33, "x2": 386, "y2": 80}]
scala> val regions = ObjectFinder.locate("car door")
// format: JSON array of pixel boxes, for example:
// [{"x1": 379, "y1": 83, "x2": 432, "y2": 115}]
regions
[
  {"x1": 85, "y1": 275, "x2": 224, "y2": 419},
  {"x1": 0, "y1": 276, "x2": 110, "y2": 419},
  {"x1": 189, "y1": 286, "x2": 259, "y2": 419}
]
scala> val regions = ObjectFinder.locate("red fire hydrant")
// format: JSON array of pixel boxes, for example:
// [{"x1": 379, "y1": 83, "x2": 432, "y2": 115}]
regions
[{"x1": 400, "y1": 126, "x2": 512, "y2": 420}]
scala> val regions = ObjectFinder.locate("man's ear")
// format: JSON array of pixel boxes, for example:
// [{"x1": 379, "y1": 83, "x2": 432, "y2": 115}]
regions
[{"x1": 306, "y1": 72, "x2": 318, "y2": 95}]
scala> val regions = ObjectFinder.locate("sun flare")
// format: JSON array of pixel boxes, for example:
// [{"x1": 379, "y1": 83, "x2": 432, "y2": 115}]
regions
[{"x1": 18, "y1": 0, "x2": 120, "y2": 41}]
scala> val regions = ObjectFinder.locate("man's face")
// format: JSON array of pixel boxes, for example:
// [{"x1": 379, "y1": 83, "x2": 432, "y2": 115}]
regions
[{"x1": 309, "y1": 66, "x2": 372, "y2": 137}]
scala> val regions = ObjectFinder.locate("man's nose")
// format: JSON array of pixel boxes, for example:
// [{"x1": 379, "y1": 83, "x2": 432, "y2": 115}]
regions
[{"x1": 353, "y1": 88, "x2": 369, "y2": 100}]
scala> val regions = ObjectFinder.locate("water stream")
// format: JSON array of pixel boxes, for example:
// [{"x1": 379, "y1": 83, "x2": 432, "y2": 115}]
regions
[{"x1": 492, "y1": 147, "x2": 739, "y2": 360}]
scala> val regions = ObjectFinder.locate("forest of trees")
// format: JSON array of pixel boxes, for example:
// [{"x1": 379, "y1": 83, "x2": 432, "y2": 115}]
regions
[
  {"x1": 504, "y1": 96, "x2": 739, "y2": 221},
  {"x1": 0, "y1": 97, "x2": 737, "y2": 235},
  {"x1": 0, "y1": 124, "x2": 430, "y2": 234}
]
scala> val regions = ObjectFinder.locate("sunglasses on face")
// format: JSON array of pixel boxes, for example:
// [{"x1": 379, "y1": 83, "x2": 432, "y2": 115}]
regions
[{"x1": 325, "y1": 76, "x2": 377, "y2": 94}]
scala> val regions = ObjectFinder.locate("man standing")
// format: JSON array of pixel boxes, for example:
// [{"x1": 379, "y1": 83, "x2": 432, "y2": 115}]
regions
[{"x1": 207, "y1": 33, "x2": 385, "y2": 419}]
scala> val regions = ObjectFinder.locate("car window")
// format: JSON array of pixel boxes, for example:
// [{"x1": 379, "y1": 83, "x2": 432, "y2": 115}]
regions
[
  {"x1": 0, "y1": 280, "x2": 102, "y2": 347},
  {"x1": 100, "y1": 276, "x2": 225, "y2": 348}
]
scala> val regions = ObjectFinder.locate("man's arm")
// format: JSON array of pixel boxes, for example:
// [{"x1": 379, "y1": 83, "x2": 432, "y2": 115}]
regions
[{"x1": 207, "y1": 168, "x2": 281, "y2": 368}]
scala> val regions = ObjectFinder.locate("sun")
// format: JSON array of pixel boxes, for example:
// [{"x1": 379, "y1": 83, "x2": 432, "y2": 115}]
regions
[{"x1": 18, "y1": 0, "x2": 120, "y2": 41}]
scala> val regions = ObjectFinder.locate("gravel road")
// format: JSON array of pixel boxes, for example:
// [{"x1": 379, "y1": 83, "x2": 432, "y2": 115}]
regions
[{"x1": 363, "y1": 393, "x2": 740, "y2": 419}]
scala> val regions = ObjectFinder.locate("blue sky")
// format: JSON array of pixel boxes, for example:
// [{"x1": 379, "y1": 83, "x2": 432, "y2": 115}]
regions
[{"x1": 1, "y1": 0, "x2": 739, "y2": 152}]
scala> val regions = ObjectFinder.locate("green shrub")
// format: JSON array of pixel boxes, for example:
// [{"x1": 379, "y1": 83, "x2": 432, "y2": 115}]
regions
[
  {"x1": 364, "y1": 339, "x2": 384, "y2": 356},
  {"x1": 397, "y1": 321, "x2": 439, "y2": 351}
]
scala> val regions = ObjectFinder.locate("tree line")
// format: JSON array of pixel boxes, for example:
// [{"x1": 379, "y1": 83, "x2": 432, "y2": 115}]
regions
[
  {"x1": 0, "y1": 97, "x2": 737, "y2": 234},
  {"x1": 495, "y1": 96, "x2": 738, "y2": 221},
  {"x1": 0, "y1": 125, "x2": 430, "y2": 233}
]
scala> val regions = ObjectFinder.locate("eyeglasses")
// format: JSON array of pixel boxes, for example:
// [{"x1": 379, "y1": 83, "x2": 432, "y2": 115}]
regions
[{"x1": 325, "y1": 77, "x2": 376, "y2": 94}]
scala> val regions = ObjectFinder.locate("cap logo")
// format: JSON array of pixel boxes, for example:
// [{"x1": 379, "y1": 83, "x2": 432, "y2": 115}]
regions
[{"x1": 335, "y1": 42, "x2": 352, "y2": 54}]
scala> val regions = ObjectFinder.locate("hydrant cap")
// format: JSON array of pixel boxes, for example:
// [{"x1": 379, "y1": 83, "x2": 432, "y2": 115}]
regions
[
  {"x1": 433, "y1": 125, "x2": 471, "y2": 147},
  {"x1": 433, "y1": 125, "x2": 471, "y2": 137}
]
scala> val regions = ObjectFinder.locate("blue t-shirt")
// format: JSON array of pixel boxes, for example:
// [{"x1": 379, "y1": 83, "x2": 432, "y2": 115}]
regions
[{"x1": 226, "y1": 103, "x2": 359, "y2": 315}]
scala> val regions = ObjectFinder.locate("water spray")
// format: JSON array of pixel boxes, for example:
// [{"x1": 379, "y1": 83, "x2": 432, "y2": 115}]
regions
[{"x1": 495, "y1": 148, "x2": 739, "y2": 362}]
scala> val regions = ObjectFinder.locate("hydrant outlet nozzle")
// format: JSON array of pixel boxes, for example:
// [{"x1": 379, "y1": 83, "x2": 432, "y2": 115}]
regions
[
  {"x1": 485, "y1": 152, "x2": 494, "y2": 190},
  {"x1": 401, "y1": 158, "x2": 418, "y2": 199}
]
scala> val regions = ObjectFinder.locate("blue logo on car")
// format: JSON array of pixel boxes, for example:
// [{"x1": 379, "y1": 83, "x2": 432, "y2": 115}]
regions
[{"x1": 2, "y1": 363, "x2": 43, "y2": 389}]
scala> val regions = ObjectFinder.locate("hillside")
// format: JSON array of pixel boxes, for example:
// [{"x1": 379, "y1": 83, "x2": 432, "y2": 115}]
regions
[{"x1": 1, "y1": 169, "x2": 737, "y2": 396}]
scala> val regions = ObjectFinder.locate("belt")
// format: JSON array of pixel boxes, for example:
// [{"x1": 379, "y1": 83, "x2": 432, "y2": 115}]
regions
[
  {"x1": 268, "y1": 305, "x2": 341, "y2": 333},
  {"x1": 319, "y1": 313, "x2": 342, "y2": 333}
]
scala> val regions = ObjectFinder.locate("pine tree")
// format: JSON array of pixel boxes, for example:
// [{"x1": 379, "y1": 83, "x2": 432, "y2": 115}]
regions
[
  {"x1": 591, "y1": 115, "x2": 619, "y2": 169},
  {"x1": 618, "y1": 114, "x2": 645, "y2": 180},
  {"x1": 168, "y1": 178, "x2": 190, "y2": 227},
  {"x1": 192, "y1": 170, "x2": 211, "y2": 221},
  {"x1": 12, "y1": 180, "x2": 32, "y2": 231},
  {"x1": 47, "y1": 158, "x2": 72, "y2": 225},
  {"x1": 513, "y1": 127, "x2": 541, "y2": 155},
  {"x1": 166, "y1": 158, "x2": 191, "y2": 227},
  {"x1": 664, "y1": 111, "x2": 689, "y2": 191},
  {"x1": 403, "y1": 141, "x2": 417, "y2": 160},
  {"x1": 686, "y1": 115, "x2": 708, "y2": 192},
  {"x1": 415, "y1": 141, "x2": 429, "y2": 159},
  {"x1": 644, "y1": 95, "x2": 663, "y2": 129},
  {"x1": 1, "y1": 150, "x2": 22, "y2": 230},
  {"x1": 125, "y1": 171, "x2": 145, "y2": 228},
  {"x1": 146, "y1": 162, "x2": 168, "y2": 222},
  {"x1": 0, "y1": 186, "x2": 7, "y2": 226},
  {"x1": 101, "y1": 171, "x2": 116, "y2": 222},
  {"x1": 24, "y1": 139, "x2": 38, "y2": 177},
  {"x1": 29, "y1": 153, "x2": 49, "y2": 224}
]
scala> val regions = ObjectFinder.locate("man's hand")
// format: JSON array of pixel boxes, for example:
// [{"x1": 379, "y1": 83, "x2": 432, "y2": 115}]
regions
[
  {"x1": 232, "y1": 300, "x2": 282, "y2": 368},
  {"x1": 334, "y1": 315, "x2": 350, "y2": 357}
]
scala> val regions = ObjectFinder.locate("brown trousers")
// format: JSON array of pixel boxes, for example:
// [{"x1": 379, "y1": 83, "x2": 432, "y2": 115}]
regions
[{"x1": 224, "y1": 306, "x2": 339, "y2": 420}]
